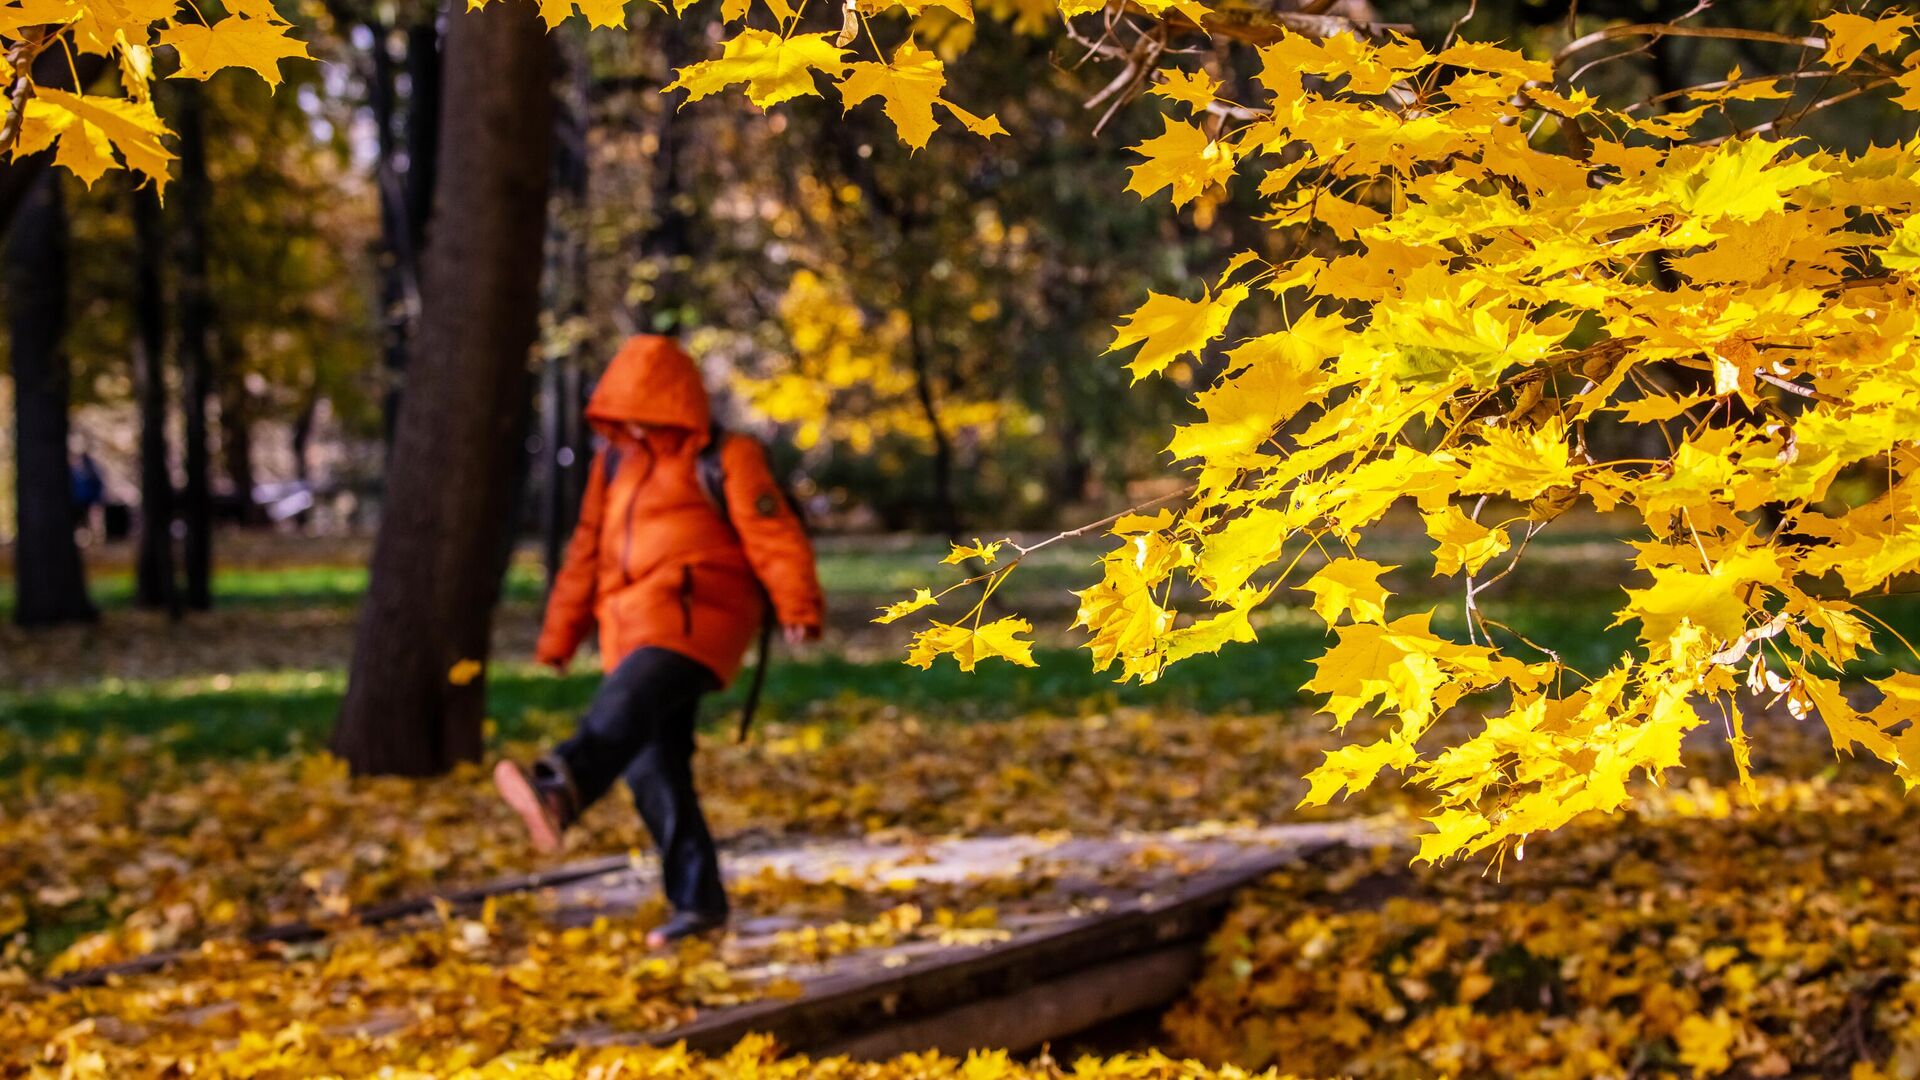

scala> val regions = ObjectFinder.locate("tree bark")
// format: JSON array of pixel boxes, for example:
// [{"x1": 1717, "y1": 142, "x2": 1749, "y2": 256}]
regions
[
  {"x1": 175, "y1": 84, "x2": 214, "y2": 610},
  {"x1": 331, "y1": 0, "x2": 555, "y2": 776},
  {"x1": 6, "y1": 170, "x2": 95, "y2": 628},
  {"x1": 131, "y1": 183, "x2": 178, "y2": 614}
]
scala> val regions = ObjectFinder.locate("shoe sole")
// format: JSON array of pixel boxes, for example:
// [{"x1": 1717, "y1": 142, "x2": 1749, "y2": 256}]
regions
[
  {"x1": 647, "y1": 920, "x2": 728, "y2": 950},
  {"x1": 493, "y1": 760, "x2": 563, "y2": 855}
]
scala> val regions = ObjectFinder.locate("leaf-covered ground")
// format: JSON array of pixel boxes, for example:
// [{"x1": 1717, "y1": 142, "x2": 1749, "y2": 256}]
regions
[
  {"x1": 1171, "y1": 737, "x2": 1920, "y2": 1079},
  {"x1": 8, "y1": 532, "x2": 1920, "y2": 1076}
]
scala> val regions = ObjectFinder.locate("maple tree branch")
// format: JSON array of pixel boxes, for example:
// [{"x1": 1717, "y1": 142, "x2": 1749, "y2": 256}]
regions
[
  {"x1": 0, "y1": 30, "x2": 53, "y2": 156},
  {"x1": 1626, "y1": 68, "x2": 1837, "y2": 114},
  {"x1": 1700, "y1": 79, "x2": 1892, "y2": 143},
  {"x1": 1755, "y1": 370, "x2": 1844, "y2": 407},
  {"x1": 1013, "y1": 483, "x2": 1196, "y2": 558},
  {"x1": 1148, "y1": 0, "x2": 1412, "y2": 48},
  {"x1": 1555, "y1": 23, "x2": 1826, "y2": 70}
]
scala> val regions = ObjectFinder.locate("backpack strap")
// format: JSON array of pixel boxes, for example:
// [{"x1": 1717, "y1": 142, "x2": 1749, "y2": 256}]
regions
[
  {"x1": 697, "y1": 421, "x2": 731, "y2": 525},
  {"x1": 601, "y1": 443, "x2": 625, "y2": 488}
]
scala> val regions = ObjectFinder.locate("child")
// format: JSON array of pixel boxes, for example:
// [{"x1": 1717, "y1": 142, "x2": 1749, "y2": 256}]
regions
[{"x1": 495, "y1": 334, "x2": 823, "y2": 948}]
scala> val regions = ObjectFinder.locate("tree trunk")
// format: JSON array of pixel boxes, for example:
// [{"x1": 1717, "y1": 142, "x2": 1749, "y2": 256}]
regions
[
  {"x1": 289, "y1": 387, "x2": 318, "y2": 528},
  {"x1": 373, "y1": 18, "x2": 444, "y2": 447},
  {"x1": 543, "y1": 29, "x2": 591, "y2": 586},
  {"x1": 176, "y1": 84, "x2": 214, "y2": 610},
  {"x1": 6, "y1": 170, "x2": 95, "y2": 628},
  {"x1": 131, "y1": 183, "x2": 178, "y2": 614},
  {"x1": 404, "y1": 20, "x2": 442, "y2": 257},
  {"x1": 216, "y1": 328, "x2": 258, "y2": 520},
  {"x1": 332, "y1": 0, "x2": 555, "y2": 776}
]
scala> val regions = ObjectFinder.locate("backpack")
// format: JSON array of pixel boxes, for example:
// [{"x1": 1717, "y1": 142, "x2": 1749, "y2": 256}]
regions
[{"x1": 600, "y1": 422, "x2": 806, "y2": 741}]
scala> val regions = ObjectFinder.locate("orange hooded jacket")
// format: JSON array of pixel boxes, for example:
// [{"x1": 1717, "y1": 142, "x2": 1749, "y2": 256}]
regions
[{"x1": 535, "y1": 335, "x2": 824, "y2": 685}]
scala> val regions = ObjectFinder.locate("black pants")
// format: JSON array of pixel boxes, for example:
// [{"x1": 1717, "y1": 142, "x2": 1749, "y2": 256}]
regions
[{"x1": 554, "y1": 646, "x2": 727, "y2": 917}]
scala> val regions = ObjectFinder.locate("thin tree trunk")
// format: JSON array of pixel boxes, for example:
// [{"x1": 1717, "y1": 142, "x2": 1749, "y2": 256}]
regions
[
  {"x1": 131, "y1": 184, "x2": 178, "y2": 614},
  {"x1": 331, "y1": 0, "x2": 555, "y2": 776},
  {"x1": 404, "y1": 19, "x2": 442, "y2": 257},
  {"x1": 176, "y1": 84, "x2": 214, "y2": 611},
  {"x1": 217, "y1": 347, "x2": 256, "y2": 520},
  {"x1": 6, "y1": 170, "x2": 95, "y2": 628},
  {"x1": 543, "y1": 28, "x2": 590, "y2": 586},
  {"x1": 289, "y1": 387, "x2": 318, "y2": 528},
  {"x1": 370, "y1": 21, "x2": 408, "y2": 445}
]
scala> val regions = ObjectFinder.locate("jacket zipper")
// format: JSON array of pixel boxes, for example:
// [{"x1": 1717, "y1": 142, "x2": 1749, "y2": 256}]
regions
[{"x1": 679, "y1": 566, "x2": 694, "y2": 636}]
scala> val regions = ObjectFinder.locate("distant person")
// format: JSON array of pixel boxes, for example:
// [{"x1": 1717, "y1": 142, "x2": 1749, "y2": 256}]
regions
[
  {"x1": 495, "y1": 334, "x2": 823, "y2": 948},
  {"x1": 70, "y1": 449, "x2": 104, "y2": 535}
]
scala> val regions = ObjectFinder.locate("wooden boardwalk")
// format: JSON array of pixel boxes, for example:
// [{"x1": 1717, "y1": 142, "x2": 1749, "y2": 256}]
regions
[{"x1": 47, "y1": 819, "x2": 1397, "y2": 1056}]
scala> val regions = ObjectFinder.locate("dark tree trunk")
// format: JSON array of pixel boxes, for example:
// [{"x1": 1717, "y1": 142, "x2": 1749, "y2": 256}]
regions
[
  {"x1": 289, "y1": 387, "x2": 319, "y2": 528},
  {"x1": 131, "y1": 184, "x2": 178, "y2": 614},
  {"x1": 217, "y1": 337, "x2": 257, "y2": 519},
  {"x1": 543, "y1": 30, "x2": 591, "y2": 586},
  {"x1": 630, "y1": 16, "x2": 698, "y2": 331},
  {"x1": 176, "y1": 84, "x2": 214, "y2": 611},
  {"x1": 6, "y1": 171, "x2": 95, "y2": 628},
  {"x1": 332, "y1": 0, "x2": 555, "y2": 776},
  {"x1": 403, "y1": 19, "x2": 442, "y2": 257},
  {"x1": 370, "y1": 21, "x2": 407, "y2": 445},
  {"x1": 373, "y1": 17, "x2": 444, "y2": 447}
]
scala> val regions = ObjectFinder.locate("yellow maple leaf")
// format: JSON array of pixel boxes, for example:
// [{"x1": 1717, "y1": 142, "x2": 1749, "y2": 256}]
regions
[
  {"x1": 0, "y1": 0, "x2": 79, "y2": 39},
  {"x1": 1817, "y1": 10, "x2": 1916, "y2": 69},
  {"x1": 1433, "y1": 39, "x2": 1552, "y2": 83},
  {"x1": 16, "y1": 88, "x2": 175, "y2": 192},
  {"x1": 1457, "y1": 418, "x2": 1576, "y2": 502},
  {"x1": 1299, "y1": 737, "x2": 1416, "y2": 806},
  {"x1": 904, "y1": 617, "x2": 1038, "y2": 671},
  {"x1": 874, "y1": 588, "x2": 938, "y2": 625},
  {"x1": 1124, "y1": 114, "x2": 1236, "y2": 208},
  {"x1": 1149, "y1": 68, "x2": 1219, "y2": 113},
  {"x1": 447, "y1": 659, "x2": 483, "y2": 686},
  {"x1": 666, "y1": 30, "x2": 849, "y2": 109},
  {"x1": 1883, "y1": 215, "x2": 1920, "y2": 273},
  {"x1": 69, "y1": 0, "x2": 174, "y2": 53},
  {"x1": 1165, "y1": 342, "x2": 1322, "y2": 465},
  {"x1": 1659, "y1": 138, "x2": 1830, "y2": 225},
  {"x1": 572, "y1": 0, "x2": 630, "y2": 28},
  {"x1": 1620, "y1": 550, "x2": 1780, "y2": 647},
  {"x1": 160, "y1": 15, "x2": 312, "y2": 88},
  {"x1": 838, "y1": 41, "x2": 1002, "y2": 151},
  {"x1": 1422, "y1": 506, "x2": 1509, "y2": 576},
  {"x1": 942, "y1": 538, "x2": 1005, "y2": 565},
  {"x1": 1107, "y1": 283, "x2": 1248, "y2": 382},
  {"x1": 1297, "y1": 558, "x2": 1395, "y2": 626}
]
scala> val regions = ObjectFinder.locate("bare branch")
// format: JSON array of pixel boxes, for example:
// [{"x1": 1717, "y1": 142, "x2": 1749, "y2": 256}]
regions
[{"x1": 1556, "y1": 22, "x2": 1826, "y2": 70}]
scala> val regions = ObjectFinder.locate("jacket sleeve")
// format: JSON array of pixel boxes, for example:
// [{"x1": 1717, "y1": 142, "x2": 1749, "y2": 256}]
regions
[
  {"x1": 535, "y1": 450, "x2": 608, "y2": 664},
  {"x1": 722, "y1": 435, "x2": 824, "y2": 628}
]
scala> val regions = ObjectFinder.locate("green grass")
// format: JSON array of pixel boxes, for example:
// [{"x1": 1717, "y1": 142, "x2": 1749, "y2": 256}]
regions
[
  {"x1": 0, "y1": 526, "x2": 1638, "y2": 616},
  {"x1": 9, "y1": 588, "x2": 1920, "y2": 779}
]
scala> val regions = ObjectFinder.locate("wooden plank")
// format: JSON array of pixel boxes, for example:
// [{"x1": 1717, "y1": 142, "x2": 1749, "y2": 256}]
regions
[
  {"x1": 583, "y1": 837, "x2": 1344, "y2": 1053},
  {"x1": 811, "y1": 945, "x2": 1202, "y2": 1059},
  {"x1": 46, "y1": 855, "x2": 635, "y2": 990}
]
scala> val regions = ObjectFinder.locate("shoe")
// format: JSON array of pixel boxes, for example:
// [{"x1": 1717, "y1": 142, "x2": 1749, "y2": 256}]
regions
[
  {"x1": 646, "y1": 909, "x2": 728, "y2": 949},
  {"x1": 493, "y1": 758, "x2": 575, "y2": 854}
]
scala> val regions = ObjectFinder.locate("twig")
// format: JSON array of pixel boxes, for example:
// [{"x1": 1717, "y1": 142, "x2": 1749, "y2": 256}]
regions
[{"x1": 1556, "y1": 23, "x2": 1826, "y2": 69}]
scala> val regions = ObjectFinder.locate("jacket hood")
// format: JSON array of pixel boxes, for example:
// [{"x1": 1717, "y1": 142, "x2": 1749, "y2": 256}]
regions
[{"x1": 585, "y1": 335, "x2": 711, "y2": 437}]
